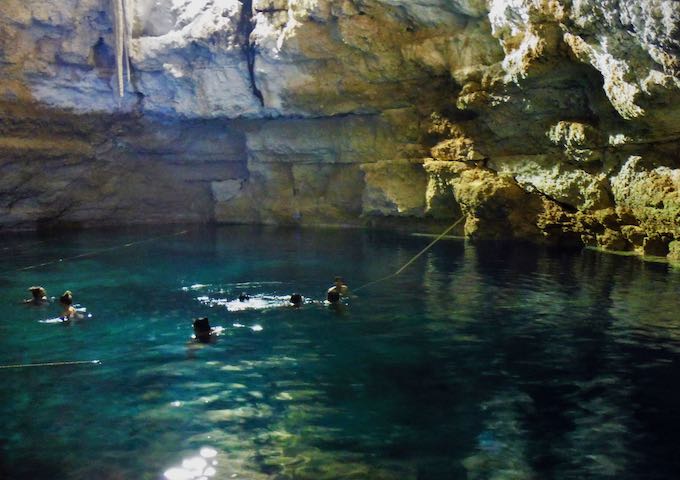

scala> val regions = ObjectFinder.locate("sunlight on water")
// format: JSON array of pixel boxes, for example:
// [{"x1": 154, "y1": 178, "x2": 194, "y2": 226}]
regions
[
  {"x1": 197, "y1": 293, "x2": 291, "y2": 311},
  {"x1": 163, "y1": 447, "x2": 220, "y2": 480}
]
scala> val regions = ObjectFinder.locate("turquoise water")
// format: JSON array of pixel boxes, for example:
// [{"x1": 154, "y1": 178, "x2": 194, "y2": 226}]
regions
[{"x1": 1, "y1": 226, "x2": 680, "y2": 480}]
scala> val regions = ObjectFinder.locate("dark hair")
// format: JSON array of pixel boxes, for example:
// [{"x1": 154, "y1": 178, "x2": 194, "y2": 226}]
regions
[
  {"x1": 327, "y1": 290, "x2": 340, "y2": 303},
  {"x1": 290, "y1": 293, "x2": 303, "y2": 305},
  {"x1": 59, "y1": 291, "x2": 73, "y2": 306},
  {"x1": 193, "y1": 317, "x2": 211, "y2": 333},
  {"x1": 238, "y1": 293, "x2": 249, "y2": 302}
]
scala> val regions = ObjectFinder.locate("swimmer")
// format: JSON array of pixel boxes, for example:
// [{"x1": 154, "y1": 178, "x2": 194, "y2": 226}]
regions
[
  {"x1": 289, "y1": 293, "x2": 303, "y2": 307},
  {"x1": 59, "y1": 290, "x2": 77, "y2": 321},
  {"x1": 24, "y1": 286, "x2": 48, "y2": 306},
  {"x1": 326, "y1": 290, "x2": 347, "y2": 314},
  {"x1": 192, "y1": 317, "x2": 221, "y2": 343},
  {"x1": 327, "y1": 276, "x2": 350, "y2": 298},
  {"x1": 326, "y1": 290, "x2": 341, "y2": 304},
  {"x1": 238, "y1": 292, "x2": 250, "y2": 302}
]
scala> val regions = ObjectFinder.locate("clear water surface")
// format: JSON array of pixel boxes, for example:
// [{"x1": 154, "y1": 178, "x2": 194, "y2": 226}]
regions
[{"x1": 1, "y1": 226, "x2": 680, "y2": 480}]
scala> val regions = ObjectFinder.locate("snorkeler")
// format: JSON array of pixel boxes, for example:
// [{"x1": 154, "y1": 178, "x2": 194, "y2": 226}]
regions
[
  {"x1": 327, "y1": 276, "x2": 350, "y2": 298},
  {"x1": 289, "y1": 293, "x2": 303, "y2": 307},
  {"x1": 24, "y1": 286, "x2": 48, "y2": 305}
]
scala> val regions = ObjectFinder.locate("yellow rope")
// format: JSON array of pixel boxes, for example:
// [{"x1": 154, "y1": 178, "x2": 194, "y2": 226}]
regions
[
  {"x1": 0, "y1": 360, "x2": 101, "y2": 369},
  {"x1": 353, "y1": 216, "x2": 464, "y2": 293}
]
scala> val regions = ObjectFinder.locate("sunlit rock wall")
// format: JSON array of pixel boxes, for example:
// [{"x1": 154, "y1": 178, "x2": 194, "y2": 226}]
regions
[{"x1": 0, "y1": 0, "x2": 679, "y2": 258}]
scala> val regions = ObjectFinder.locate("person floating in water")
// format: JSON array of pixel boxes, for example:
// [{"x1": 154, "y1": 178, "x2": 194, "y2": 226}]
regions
[
  {"x1": 289, "y1": 293, "x2": 303, "y2": 307},
  {"x1": 59, "y1": 290, "x2": 77, "y2": 321},
  {"x1": 327, "y1": 290, "x2": 341, "y2": 304},
  {"x1": 192, "y1": 317, "x2": 222, "y2": 343},
  {"x1": 327, "y1": 276, "x2": 349, "y2": 299},
  {"x1": 238, "y1": 292, "x2": 250, "y2": 302},
  {"x1": 24, "y1": 286, "x2": 48, "y2": 306}
]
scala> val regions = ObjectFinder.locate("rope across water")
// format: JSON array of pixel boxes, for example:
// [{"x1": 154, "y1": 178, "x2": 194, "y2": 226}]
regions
[
  {"x1": 0, "y1": 360, "x2": 101, "y2": 369},
  {"x1": 1, "y1": 230, "x2": 188, "y2": 275},
  {"x1": 0, "y1": 230, "x2": 190, "y2": 370},
  {"x1": 1, "y1": 219, "x2": 464, "y2": 368},
  {"x1": 353, "y1": 216, "x2": 464, "y2": 293}
]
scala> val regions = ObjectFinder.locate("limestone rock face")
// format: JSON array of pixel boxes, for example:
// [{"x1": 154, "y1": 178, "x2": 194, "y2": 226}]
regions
[
  {"x1": 131, "y1": 0, "x2": 261, "y2": 118},
  {"x1": 361, "y1": 160, "x2": 428, "y2": 218},
  {"x1": 488, "y1": 155, "x2": 611, "y2": 211},
  {"x1": 611, "y1": 156, "x2": 680, "y2": 245},
  {"x1": 1, "y1": 0, "x2": 680, "y2": 260}
]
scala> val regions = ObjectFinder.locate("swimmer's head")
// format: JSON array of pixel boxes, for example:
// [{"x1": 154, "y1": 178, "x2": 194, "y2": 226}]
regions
[
  {"x1": 290, "y1": 293, "x2": 303, "y2": 306},
  {"x1": 193, "y1": 317, "x2": 212, "y2": 342},
  {"x1": 327, "y1": 290, "x2": 340, "y2": 304},
  {"x1": 59, "y1": 290, "x2": 73, "y2": 306},
  {"x1": 29, "y1": 286, "x2": 46, "y2": 299},
  {"x1": 238, "y1": 292, "x2": 250, "y2": 302}
]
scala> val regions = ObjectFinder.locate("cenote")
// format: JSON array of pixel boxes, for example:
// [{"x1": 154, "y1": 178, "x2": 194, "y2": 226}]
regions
[{"x1": 2, "y1": 225, "x2": 680, "y2": 480}]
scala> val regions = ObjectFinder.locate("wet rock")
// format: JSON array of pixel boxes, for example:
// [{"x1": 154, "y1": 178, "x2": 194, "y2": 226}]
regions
[
  {"x1": 597, "y1": 229, "x2": 631, "y2": 252},
  {"x1": 424, "y1": 160, "x2": 544, "y2": 240},
  {"x1": 668, "y1": 241, "x2": 680, "y2": 262},
  {"x1": 643, "y1": 234, "x2": 672, "y2": 257},
  {"x1": 597, "y1": 209, "x2": 620, "y2": 229},
  {"x1": 621, "y1": 225, "x2": 647, "y2": 249},
  {"x1": 611, "y1": 156, "x2": 680, "y2": 239}
]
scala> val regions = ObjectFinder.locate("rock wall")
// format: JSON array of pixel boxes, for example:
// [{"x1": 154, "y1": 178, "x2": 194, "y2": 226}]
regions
[{"x1": 0, "y1": 0, "x2": 679, "y2": 259}]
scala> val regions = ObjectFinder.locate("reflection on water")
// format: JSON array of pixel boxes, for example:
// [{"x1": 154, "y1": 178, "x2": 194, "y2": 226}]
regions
[
  {"x1": 164, "y1": 447, "x2": 218, "y2": 480},
  {"x1": 1, "y1": 226, "x2": 680, "y2": 480},
  {"x1": 197, "y1": 293, "x2": 291, "y2": 312}
]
